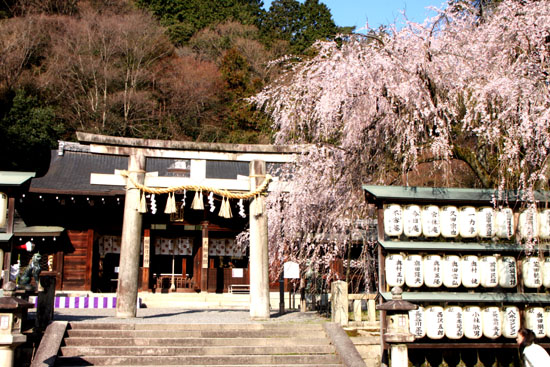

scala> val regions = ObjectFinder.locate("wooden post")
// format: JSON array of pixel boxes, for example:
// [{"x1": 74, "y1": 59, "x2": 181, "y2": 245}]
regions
[
  {"x1": 249, "y1": 160, "x2": 270, "y2": 320},
  {"x1": 141, "y1": 229, "x2": 150, "y2": 291},
  {"x1": 3, "y1": 197, "x2": 15, "y2": 283},
  {"x1": 201, "y1": 222, "x2": 209, "y2": 292},
  {"x1": 116, "y1": 150, "x2": 145, "y2": 318},
  {"x1": 84, "y1": 229, "x2": 94, "y2": 290}
]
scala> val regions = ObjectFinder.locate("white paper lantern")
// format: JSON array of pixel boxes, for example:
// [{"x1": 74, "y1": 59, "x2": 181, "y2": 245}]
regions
[
  {"x1": 525, "y1": 307, "x2": 546, "y2": 338},
  {"x1": 539, "y1": 209, "x2": 550, "y2": 239},
  {"x1": 545, "y1": 307, "x2": 550, "y2": 338},
  {"x1": 495, "y1": 207, "x2": 515, "y2": 239},
  {"x1": 384, "y1": 204, "x2": 403, "y2": 237},
  {"x1": 421, "y1": 205, "x2": 441, "y2": 237},
  {"x1": 461, "y1": 255, "x2": 480, "y2": 288},
  {"x1": 440, "y1": 206, "x2": 459, "y2": 238},
  {"x1": 480, "y1": 255, "x2": 498, "y2": 288},
  {"x1": 502, "y1": 306, "x2": 520, "y2": 338},
  {"x1": 409, "y1": 307, "x2": 426, "y2": 339},
  {"x1": 425, "y1": 305, "x2": 445, "y2": 339},
  {"x1": 497, "y1": 256, "x2": 517, "y2": 288},
  {"x1": 404, "y1": 254, "x2": 423, "y2": 288},
  {"x1": 444, "y1": 306, "x2": 464, "y2": 339},
  {"x1": 463, "y1": 306, "x2": 483, "y2": 339},
  {"x1": 543, "y1": 257, "x2": 550, "y2": 288},
  {"x1": 522, "y1": 256, "x2": 543, "y2": 288},
  {"x1": 477, "y1": 207, "x2": 496, "y2": 238},
  {"x1": 424, "y1": 254, "x2": 443, "y2": 288},
  {"x1": 385, "y1": 254, "x2": 405, "y2": 287},
  {"x1": 0, "y1": 192, "x2": 6, "y2": 228},
  {"x1": 519, "y1": 208, "x2": 539, "y2": 239},
  {"x1": 459, "y1": 206, "x2": 478, "y2": 238},
  {"x1": 403, "y1": 204, "x2": 422, "y2": 237},
  {"x1": 482, "y1": 306, "x2": 502, "y2": 339},
  {"x1": 442, "y1": 255, "x2": 461, "y2": 288}
]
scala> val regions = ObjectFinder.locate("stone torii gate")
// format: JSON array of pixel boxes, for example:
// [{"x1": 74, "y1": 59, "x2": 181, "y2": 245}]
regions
[{"x1": 77, "y1": 133, "x2": 296, "y2": 320}]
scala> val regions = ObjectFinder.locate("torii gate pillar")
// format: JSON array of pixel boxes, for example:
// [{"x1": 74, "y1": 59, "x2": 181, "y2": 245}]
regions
[
  {"x1": 249, "y1": 160, "x2": 270, "y2": 320},
  {"x1": 116, "y1": 151, "x2": 145, "y2": 318}
]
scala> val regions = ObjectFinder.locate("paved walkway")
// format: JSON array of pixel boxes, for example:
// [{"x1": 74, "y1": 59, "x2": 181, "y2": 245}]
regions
[{"x1": 30, "y1": 308, "x2": 328, "y2": 324}]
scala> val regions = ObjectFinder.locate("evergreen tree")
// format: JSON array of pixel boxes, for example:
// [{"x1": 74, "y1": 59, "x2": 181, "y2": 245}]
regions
[
  {"x1": 134, "y1": 0, "x2": 264, "y2": 46},
  {"x1": 260, "y1": 0, "x2": 342, "y2": 53},
  {"x1": 0, "y1": 89, "x2": 64, "y2": 174}
]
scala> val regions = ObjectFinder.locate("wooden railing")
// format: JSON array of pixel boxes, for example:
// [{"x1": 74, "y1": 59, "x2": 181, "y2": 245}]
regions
[{"x1": 154, "y1": 274, "x2": 195, "y2": 292}]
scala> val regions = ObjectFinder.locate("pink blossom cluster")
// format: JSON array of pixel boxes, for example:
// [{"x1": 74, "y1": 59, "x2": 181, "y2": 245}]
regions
[{"x1": 249, "y1": 0, "x2": 550, "y2": 287}]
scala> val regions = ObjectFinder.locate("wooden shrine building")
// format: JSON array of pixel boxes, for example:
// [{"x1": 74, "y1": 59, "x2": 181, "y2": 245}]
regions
[{"x1": 6, "y1": 133, "x2": 297, "y2": 294}]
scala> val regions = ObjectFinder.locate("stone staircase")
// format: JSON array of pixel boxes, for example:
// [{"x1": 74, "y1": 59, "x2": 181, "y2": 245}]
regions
[{"x1": 52, "y1": 322, "x2": 345, "y2": 366}]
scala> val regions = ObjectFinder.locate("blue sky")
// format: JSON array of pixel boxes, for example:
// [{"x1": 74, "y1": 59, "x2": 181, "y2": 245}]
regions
[{"x1": 262, "y1": 0, "x2": 447, "y2": 32}]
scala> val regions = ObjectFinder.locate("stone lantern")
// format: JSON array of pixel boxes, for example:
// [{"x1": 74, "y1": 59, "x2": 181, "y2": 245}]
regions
[
  {"x1": 376, "y1": 286, "x2": 418, "y2": 367},
  {"x1": 0, "y1": 281, "x2": 33, "y2": 367}
]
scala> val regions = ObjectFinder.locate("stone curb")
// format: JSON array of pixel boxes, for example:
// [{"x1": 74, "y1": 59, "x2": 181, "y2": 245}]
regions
[
  {"x1": 30, "y1": 321, "x2": 67, "y2": 367},
  {"x1": 324, "y1": 322, "x2": 367, "y2": 367}
]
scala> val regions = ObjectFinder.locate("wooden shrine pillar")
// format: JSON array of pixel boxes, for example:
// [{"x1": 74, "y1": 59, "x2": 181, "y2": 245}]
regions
[
  {"x1": 116, "y1": 150, "x2": 145, "y2": 318},
  {"x1": 141, "y1": 229, "x2": 150, "y2": 292},
  {"x1": 249, "y1": 160, "x2": 270, "y2": 320},
  {"x1": 200, "y1": 222, "x2": 209, "y2": 292}
]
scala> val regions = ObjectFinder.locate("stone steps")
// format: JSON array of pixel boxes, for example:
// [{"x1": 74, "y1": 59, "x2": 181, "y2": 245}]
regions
[
  {"x1": 57, "y1": 365, "x2": 344, "y2": 367},
  {"x1": 56, "y1": 355, "x2": 343, "y2": 366},
  {"x1": 60, "y1": 345, "x2": 335, "y2": 356},
  {"x1": 54, "y1": 322, "x2": 344, "y2": 366},
  {"x1": 64, "y1": 337, "x2": 331, "y2": 347}
]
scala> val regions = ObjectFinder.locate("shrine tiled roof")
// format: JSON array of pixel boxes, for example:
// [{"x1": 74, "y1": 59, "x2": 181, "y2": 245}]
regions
[{"x1": 30, "y1": 145, "x2": 128, "y2": 195}]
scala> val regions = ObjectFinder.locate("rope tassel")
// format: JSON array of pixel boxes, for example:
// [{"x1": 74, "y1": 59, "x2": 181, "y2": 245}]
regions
[
  {"x1": 191, "y1": 190, "x2": 204, "y2": 210},
  {"x1": 219, "y1": 197, "x2": 233, "y2": 219},
  {"x1": 164, "y1": 192, "x2": 177, "y2": 214},
  {"x1": 138, "y1": 191, "x2": 147, "y2": 213}
]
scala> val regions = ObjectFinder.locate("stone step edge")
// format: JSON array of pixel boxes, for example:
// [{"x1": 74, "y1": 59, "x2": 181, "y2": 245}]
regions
[
  {"x1": 57, "y1": 366, "x2": 343, "y2": 367},
  {"x1": 63, "y1": 337, "x2": 331, "y2": 344},
  {"x1": 68, "y1": 322, "x2": 324, "y2": 330}
]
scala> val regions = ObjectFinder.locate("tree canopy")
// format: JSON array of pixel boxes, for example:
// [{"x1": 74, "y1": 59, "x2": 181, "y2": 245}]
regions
[
  {"x1": 134, "y1": 0, "x2": 265, "y2": 46},
  {"x1": 250, "y1": 0, "x2": 550, "y2": 281},
  {"x1": 260, "y1": 0, "x2": 346, "y2": 53}
]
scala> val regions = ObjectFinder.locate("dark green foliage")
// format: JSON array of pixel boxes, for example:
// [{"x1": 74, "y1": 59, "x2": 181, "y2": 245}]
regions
[
  {"x1": 260, "y1": 0, "x2": 343, "y2": 53},
  {"x1": 134, "y1": 0, "x2": 264, "y2": 45},
  {"x1": 220, "y1": 48, "x2": 252, "y2": 97},
  {"x1": 0, "y1": 89, "x2": 65, "y2": 175}
]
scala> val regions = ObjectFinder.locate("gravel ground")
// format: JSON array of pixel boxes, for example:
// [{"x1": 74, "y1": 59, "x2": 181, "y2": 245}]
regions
[{"x1": 29, "y1": 308, "x2": 328, "y2": 324}]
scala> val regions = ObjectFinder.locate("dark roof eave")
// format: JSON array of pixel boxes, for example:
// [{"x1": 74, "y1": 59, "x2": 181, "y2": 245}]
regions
[
  {"x1": 28, "y1": 187, "x2": 126, "y2": 196},
  {"x1": 362, "y1": 185, "x2": 550, "y2": 205},
  {"x1": 13, "y1": 225, "x2": 65, "y2": 237}
]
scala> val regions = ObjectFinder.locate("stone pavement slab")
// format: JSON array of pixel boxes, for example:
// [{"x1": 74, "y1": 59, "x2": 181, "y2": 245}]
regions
[{"x1": 29, "y1": 308, "x2": 327, "y2": 324}]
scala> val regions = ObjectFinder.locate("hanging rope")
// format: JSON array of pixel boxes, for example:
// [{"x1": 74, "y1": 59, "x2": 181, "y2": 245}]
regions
[{"x1": 120, "y1": 170, "x2": 273, "y2": 200}]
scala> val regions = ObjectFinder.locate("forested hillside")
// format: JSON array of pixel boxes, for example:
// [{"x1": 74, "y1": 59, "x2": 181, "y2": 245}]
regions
[{"x1": 0, "y1": 0, "x2": 349, "y2": 174}]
